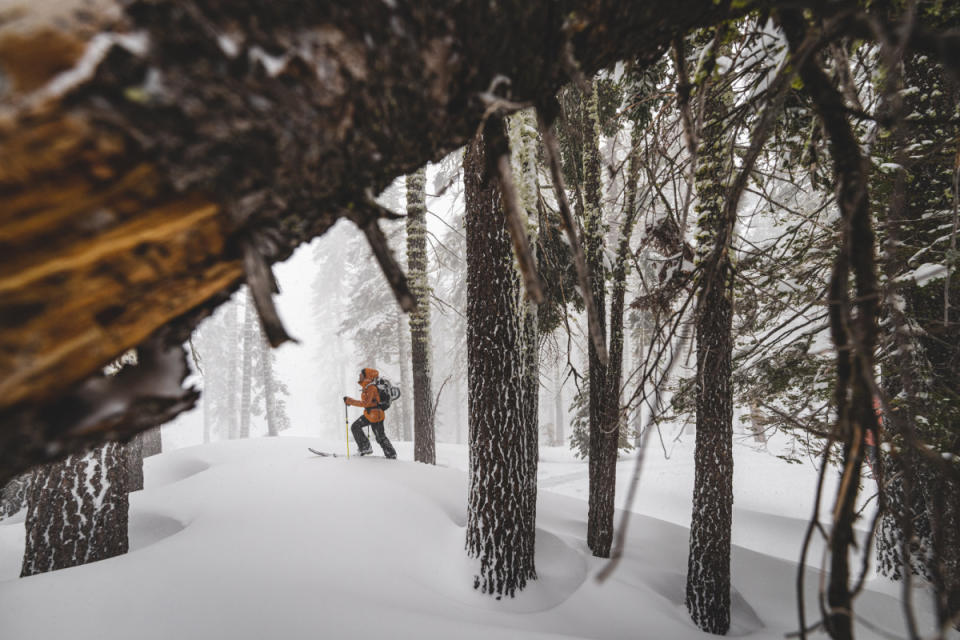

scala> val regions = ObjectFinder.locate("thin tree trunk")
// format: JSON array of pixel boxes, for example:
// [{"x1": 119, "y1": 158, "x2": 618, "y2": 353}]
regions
[
  {"x1": 225, "y1": 299, "x2": 241, "y2": 440},
  {"x1": 464, "y1": 120, "x2": 536, "y2": 598},
  {"x1": 239, "y1": 290, "x2": 256, "y2": 439},
  {"x1": 261, "y1": 333, "x2": 280, "y2": 437},
  {"x1": 582, "y1": 82, "x2": 615, "y2": 558},
  {"x1": 407, "y1": 167, "x2": 436, "y2": 464}
]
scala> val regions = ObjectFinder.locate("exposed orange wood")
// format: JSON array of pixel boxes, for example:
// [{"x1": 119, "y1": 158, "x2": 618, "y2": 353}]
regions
[{"x1": 0, "y1": 162, "x2": 243, "y2": 409}]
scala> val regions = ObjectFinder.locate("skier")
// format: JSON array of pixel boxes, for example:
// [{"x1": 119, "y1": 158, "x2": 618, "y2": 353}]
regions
[{"x1": 343, "y1": 367, "x2": 397, "y2": 459}]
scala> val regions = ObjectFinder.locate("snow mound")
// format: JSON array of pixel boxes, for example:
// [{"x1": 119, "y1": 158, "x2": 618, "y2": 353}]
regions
[
  {"x1": 0, "y1": 436, "x2": 940, "y2": 639},
  {"x1": 128, "y1": 509, "x2": 186, "y2": 551},
  {"x1": 144, "y1": 453, "x2": 210, "y2": 489}
]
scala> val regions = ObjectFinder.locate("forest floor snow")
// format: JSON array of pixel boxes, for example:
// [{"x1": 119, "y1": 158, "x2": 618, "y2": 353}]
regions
[{"x1": 0, "y1": 434, "x2": 949, "y2": 639}]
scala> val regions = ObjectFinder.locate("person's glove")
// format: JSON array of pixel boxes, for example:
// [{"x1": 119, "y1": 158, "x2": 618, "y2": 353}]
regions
[{"x1": 343, "y1": 396, "x2": 349, "y2": 404}]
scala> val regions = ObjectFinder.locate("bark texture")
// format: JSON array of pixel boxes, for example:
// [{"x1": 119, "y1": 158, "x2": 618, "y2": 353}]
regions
[
  {"x1": 582, "y1": 84, "x2": 615, "y2": 558},
  {"x1": 464, "y1": 121, "x2": 536, "y2": 598},
  {"x1": 686, "y1": 60, "x2": 734, "y2": 636},
  {"x1": 406, "y1": 167, "x2": 436, "y2": 464},
  {"x1": 21, "y1": 442, "x2": 129, "y2": 576},
  {"x1": 125, "y1": 435, "x2": 144, "y2": 492},
  {"x1": 0, "y1": 472, "x2": 31, "y2": 520}
]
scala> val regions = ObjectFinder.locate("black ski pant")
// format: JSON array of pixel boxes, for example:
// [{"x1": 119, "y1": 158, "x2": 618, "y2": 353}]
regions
[{"x1": 351, "y1": 416, "x2": 396, "y2": 457}]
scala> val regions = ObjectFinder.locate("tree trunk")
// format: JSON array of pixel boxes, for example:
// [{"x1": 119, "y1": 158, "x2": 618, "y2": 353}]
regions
[
  {"x1": 261, "y1": 333, "x2": 280, "y2": 437},
  {"x1": 0, "y1": 472, "x2": 31, "y2": 520},
  {"x1": 596, "y1": 128, "x2": 640, "y2": 555},
  {"x1": 238, "y1": 290, "x2": 256, "y2": 439},
  {"x1": 685, "y1": 52, "x2": 734, "y2": 635},
  {"x1": 582, "y1": 83, "x2": 615, "y2": 558},
  {"x1": 512, "y1": 108, "x2": 541, "y2": 547},
  {"x1": 21, "y1": 443, "x2": 129, "y2": 576},
  {"x1": 464, "y1": 120, "x2": 536, "y2": 598},
  {"x1": 224, "y1": 299, "x2": 241, "y2": 440},
  {"x1": 125, "y1": 435, "x2": 145, "y2": 492},
  {"x1": 407, "y1": 167, "x2": 436, "y2": 464},
  {"x1": 141, "y1": 427, "x2": 162, "y2": 457}
]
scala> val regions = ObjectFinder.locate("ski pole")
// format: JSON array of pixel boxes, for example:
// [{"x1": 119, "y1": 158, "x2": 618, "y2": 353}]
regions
[{"x1": 344, "y1": 403, "x2": 350, "y2": 459}]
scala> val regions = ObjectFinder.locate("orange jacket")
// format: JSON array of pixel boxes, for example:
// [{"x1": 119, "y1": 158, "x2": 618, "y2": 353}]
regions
[{"x1": 345, "y1": 367, "x2": 384, "y2": 422}]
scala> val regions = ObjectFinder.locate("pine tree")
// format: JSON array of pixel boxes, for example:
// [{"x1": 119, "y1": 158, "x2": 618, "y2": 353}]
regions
[
  {"x1": 580, "y1": 81, "x2": 616, "y2": 558},
  {"x1": 258, "y1": 338, "x2": 291, "y2": 437},
  {"x1": 406, "y1": 167, "x2": 436, "y2": 463},
  {"x1": 464, "y1": 120, "x2": 537, "y2": 597},
  {"x1": 194, "y1": 295, "x2": 243, "y2": 442},
  {"x1": 685, "y1": 29, "x2": 736, "y2": 635},
  {"x1": 871, "y1": 41, "x2": 960, "y2": 629}
]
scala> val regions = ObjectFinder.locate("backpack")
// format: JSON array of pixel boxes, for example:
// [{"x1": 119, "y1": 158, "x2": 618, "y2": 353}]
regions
[{"x1": 373, "y1": 377, "x2": 401, "y2": 410}]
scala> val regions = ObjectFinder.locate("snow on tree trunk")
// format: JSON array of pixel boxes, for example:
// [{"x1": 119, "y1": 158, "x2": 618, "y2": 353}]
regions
[
  {"x1": 406, "y1": 167, "x2": 436, "y2": 464},
  {"x1": 0, "y1": 472, "x2": 31, "y2": 520},
  {"x1": 511, "y1": 108, "x2": 541, "y2": 553},
  {"x1": 581, "y1": 83, "x2": 615, "y2": 559},
  {"x1": 685, "y1": 59, "x2": 734, "y2": 635},
  {"x1": 21, "y1": 443, "x2": 129, "y2": 576},
  {"x1": 464, "y1": 121, "x2": 536, "y2": 598}
]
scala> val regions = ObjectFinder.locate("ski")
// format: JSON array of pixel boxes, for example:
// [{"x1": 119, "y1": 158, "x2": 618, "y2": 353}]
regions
[{"x1": 308, "y1": 448, "x2": 393, "y2": 459}]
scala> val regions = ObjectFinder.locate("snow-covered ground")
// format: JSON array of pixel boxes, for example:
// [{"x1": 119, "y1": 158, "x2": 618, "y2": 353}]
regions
[{"x1": 0, "y1": 433, "x2": 947, "y2": 639}]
